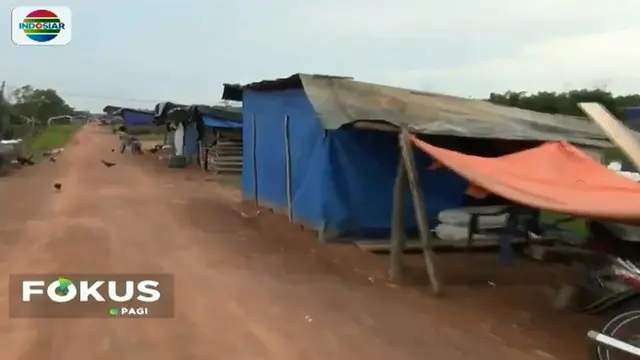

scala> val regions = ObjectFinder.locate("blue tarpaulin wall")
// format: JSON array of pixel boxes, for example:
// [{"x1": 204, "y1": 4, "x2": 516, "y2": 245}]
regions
[
  {"x1": 202, "y1": 115, "x2": 242, "y2": 129},
  {"x1": 241, "y1": 89, "x2": 467, "y2": 238},
  {"x1": 624, "y1": 107, "x2": 640, "y2": 130},
  {"x1": 624, "y1": 107, "x2": 640, "y2": 120},
  {"x1": 122, "y1": 110, "x2": 153, "y2": 126}
]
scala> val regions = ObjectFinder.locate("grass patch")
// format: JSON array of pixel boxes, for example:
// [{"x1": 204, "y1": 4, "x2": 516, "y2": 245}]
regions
[
  {"x1": 604, "y1": 147, "x2": 628, "y2": 163},
  {"x1": 24, "y1": 124, "x2": 82, "y2": 154},
  {"x1": 540, "y1": 211, "x2": 587, "y2": 237}
]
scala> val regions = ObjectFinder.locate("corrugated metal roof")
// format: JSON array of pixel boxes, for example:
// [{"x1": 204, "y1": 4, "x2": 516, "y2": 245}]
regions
[
  {"x1": 114, "y1": 108, "x2": 154, "y2": 116},
  {"x1": 222, "y1": 73, "x2": 623, "y2": 147},
  {"x1": 195, "y1": 105, "x2": 242, "y2": 122},
  {"x1": 153, "y1": 102, "x2": 242, "y2": 125}
]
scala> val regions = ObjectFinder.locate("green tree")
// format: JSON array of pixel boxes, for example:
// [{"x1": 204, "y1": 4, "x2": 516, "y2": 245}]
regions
[
  {"x1": 0, "y1": 85, "x2": 75, "y2": 139},
  {"x1": 487, "y1": 88, "x2": 640, "y2": 118},
  {"x1": 10, "y1": 85, "x2": 75, "y2": 124}
]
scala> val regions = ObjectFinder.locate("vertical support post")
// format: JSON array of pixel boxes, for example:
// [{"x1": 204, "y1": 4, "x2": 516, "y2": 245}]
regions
[
  {"x1": 163, "y1": 127, "x2": 168, "y2": 145},
  {"x1": 198, "y1": 140, "x2": 204, "y2": 171},
  {"x1": 398, "y1": 127, "x2": 441, "y2": 295},
  {"x1": 284, "y1": 115, "x2": 293, "y2": 222},
  {"x1": 252, "y1": 113, "x2": 259, "y2": 209},
  {"x1": 389, "y1": 152, "x2": 407, "y2": 282}
]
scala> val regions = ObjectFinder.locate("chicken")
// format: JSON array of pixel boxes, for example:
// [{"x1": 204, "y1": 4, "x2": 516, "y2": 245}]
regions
[
  {"x1": 49, "y1": 156, "x2": 56, "y2": 162},
  {"x1": 101, "y1": 160, "x2": 116, "y2": 168},
  {"x1": 16, "y1": 155, "x2": 35, "y2": 166},
  {"x1": 53, "y1": 183, "x2": 62, "y2": 191}
]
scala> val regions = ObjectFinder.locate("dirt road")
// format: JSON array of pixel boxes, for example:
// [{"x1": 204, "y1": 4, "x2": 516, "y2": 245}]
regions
[{"x1": 0, "y1": 126, "x2": 573, "y2": 359}]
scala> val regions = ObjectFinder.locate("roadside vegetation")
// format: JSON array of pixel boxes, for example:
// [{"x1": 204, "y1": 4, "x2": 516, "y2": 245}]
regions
[{"x1": 24, "y1": 124, "x2": 82, "y2": 154}]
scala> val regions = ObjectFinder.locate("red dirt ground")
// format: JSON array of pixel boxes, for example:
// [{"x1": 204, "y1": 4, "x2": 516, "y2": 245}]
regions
[{"x1": 0, "y1": 125, "x2": 599, "y2": 359}]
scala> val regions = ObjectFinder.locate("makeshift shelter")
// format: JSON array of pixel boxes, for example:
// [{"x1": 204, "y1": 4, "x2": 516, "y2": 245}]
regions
[
  {"x1": 153, "y1": 103, "x2": 242, "y2": 169},
  {"x1": 199, "y1": 106, "x2": 243, "y2": 174},
  {"x1": 412, "y1": 137, "x2": 640, "y2": 223},
  {"x1": 114, "y1": 108, "x2": 154, "y2": 127},
  {"x1": 222, "y1": 73, "x2": 613, "y2": 242}
]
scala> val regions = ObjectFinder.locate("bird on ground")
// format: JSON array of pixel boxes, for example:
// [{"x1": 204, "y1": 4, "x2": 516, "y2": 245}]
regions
[
  {"x1": 148, "y1": 147, "x2": 159, "y2": 154},
  {"x1": 49, "y1": 156, "x2": 56, "y2": 162},
  {"x1": 101, "y1": 159, "x2": 116, "y2": 168},
  {"x1": 16, "y1": 155, "x2": 35, "y2": 166},
  {"x1": 53, "y1": 183, "x2": 62, "y2": 192},
  {"x1": 111, "y1": 149, "x2": 115, "y2": 152}
]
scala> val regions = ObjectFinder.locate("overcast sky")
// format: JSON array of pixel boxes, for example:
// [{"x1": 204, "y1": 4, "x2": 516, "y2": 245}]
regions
[{"x1": 2, "y1": 0, "x2": 640, "y2": 112}]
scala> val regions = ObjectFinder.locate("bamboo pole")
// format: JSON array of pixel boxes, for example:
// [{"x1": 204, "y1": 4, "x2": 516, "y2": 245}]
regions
[
  {"x1": 284, "y1": 115, "x2": 293, "y2": 222},
  {"x1": 398, "y1": 127, "x2": 441, "y2": 295},
  {"x1": 389, "y1": 152, "x2": 407, "y2": 282}
]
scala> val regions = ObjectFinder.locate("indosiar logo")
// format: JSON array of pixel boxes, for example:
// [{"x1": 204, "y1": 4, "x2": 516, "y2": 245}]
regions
[{"x1": 12, "y1": 6, "x2": 72, "y2": 46}]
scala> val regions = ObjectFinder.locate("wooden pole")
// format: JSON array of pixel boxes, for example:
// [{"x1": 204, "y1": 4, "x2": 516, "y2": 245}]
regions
[
  {"x1": 198, "y1": 140, "x2": 205, "y2": 171},
  {"x1": 399, "y1": 127, "x2": 441, "y2": 295},
  {"x1": 579, "y1": 102, "x2": 640, "y2": 172},
  {"x1": 284, "y1": 115, "x2": 293, "y2": 222},
  {"x1": 252, "y1": 113, "x2": 259, "y2": 209},
  {"x1": 389, "y1": 152, "x2": 407, "y2": 282}
]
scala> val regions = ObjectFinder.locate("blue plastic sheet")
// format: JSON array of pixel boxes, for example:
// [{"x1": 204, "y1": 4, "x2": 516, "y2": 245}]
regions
[
  {"x1": 242, "y1": 89, "x2": 467, "y2": 238},
  {"x1": 202, "y1": 115, "x2": 242, "y2": 129},
  {"x1": 122, "y1": 110, "x2": 153, "y2": 126},
  {"x1": 624, "y1": 107, "x2": 640, "y2": 120}
]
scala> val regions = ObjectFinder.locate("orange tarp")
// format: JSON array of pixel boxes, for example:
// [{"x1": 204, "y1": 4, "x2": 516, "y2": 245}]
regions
[{"x1": 410, "y1": 135, "x2": 640, "y2": 223}]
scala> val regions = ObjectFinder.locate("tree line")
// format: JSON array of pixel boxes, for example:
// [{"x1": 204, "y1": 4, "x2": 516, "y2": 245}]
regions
[
  {"x1": 2, "y1": 84, "x2": 640, "y2": 140},
  {"x1": 487, "y1": 88, "x2": 640, "y2": 119},
  {"x1": 0, "y1": 85, "x2": 78, "y2": 139}
]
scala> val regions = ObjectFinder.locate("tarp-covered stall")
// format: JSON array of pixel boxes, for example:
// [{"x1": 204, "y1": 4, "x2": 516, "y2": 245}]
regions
[
  {"x1": 198, "y1": 106, "x2": 242, "y2": 174},
  {"x1": 411, "y1": 136, "x2": 640, "y2": 224},
  {"x1": 153, "y1": 103, "x2": 242, "y2": 169},
  {"x1": 222, "y1": 73, "x2": 614, "y2": 241}
]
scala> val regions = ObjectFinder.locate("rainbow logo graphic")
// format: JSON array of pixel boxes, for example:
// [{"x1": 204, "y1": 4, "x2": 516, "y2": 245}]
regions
[
  {"x1": 19, "y1": 9, "x2": 65, "y2": 42},
  {"x1": 12, "y1": 7, "x2": 72, "y2": 46}
]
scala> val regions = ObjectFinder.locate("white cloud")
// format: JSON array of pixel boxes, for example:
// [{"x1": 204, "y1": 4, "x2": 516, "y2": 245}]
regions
[
  {"x1": 297, "y1": 0, "x2": 639, "y2": 40},
  {"x1": 410, "y1": 28, "x2": 640, "y2": 96},
  {"x1": 286, "y1": 0, "x2": 640, "y2": 97}
]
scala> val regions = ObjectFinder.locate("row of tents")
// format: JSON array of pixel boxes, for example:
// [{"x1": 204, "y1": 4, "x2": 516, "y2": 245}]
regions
[{"x1": 104, "y1": 73, "x2": 632, "y2": 242}]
